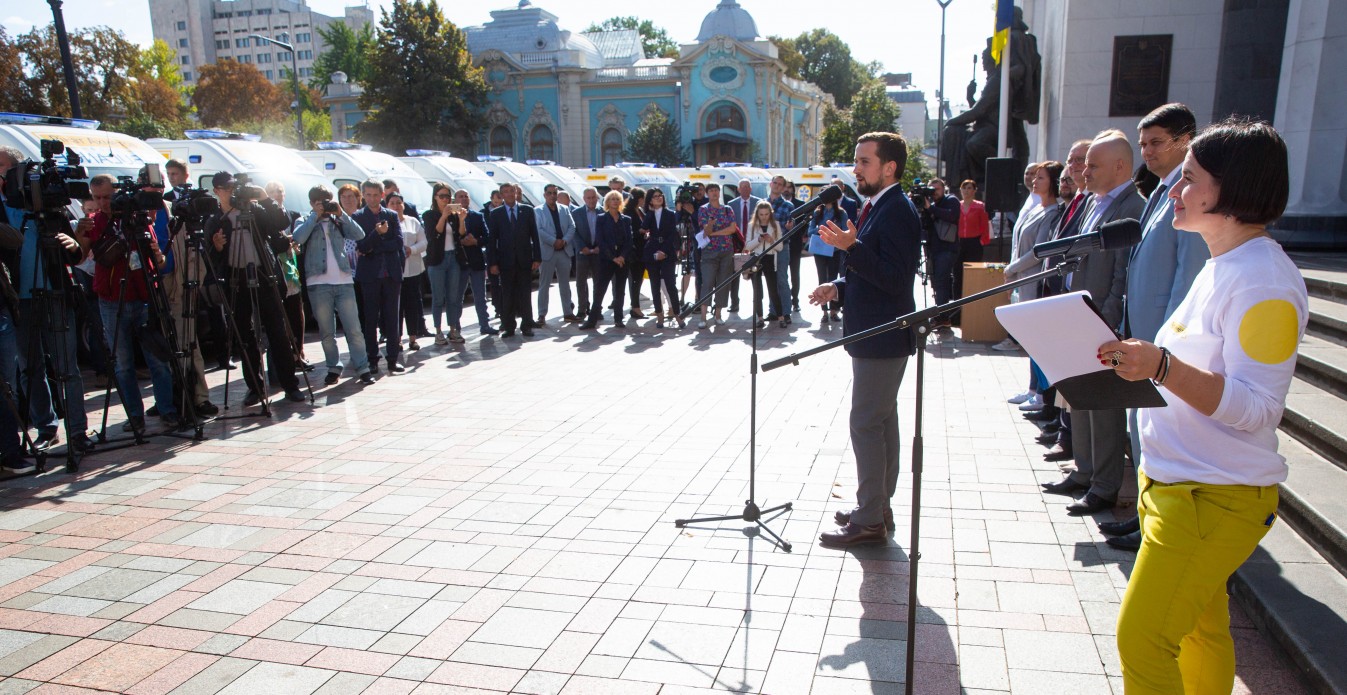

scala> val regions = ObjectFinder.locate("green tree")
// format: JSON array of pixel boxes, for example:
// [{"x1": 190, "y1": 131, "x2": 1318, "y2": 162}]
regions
[
  {"x1": 225, "y1": 113, "x2": 332, "y2": 149},
  {"x1": 791, "y1": 29, "x2": 878, "y2": 109},
  {"x1": 767, "y1": 35, "x2": 804, "y2": 79},
  {"x1": 584, "y1": 17, "x2": 678, "y2": 59},
  {"x1": 359, "y1": 0, "x2": 488, "y2": 154},
  {"x1": 625, "y1": 110, "x2": 688, "y2": 166},
  {"x1": 310, "y1": 22, "x2": 373, "y2": 90},
  {"x1": 821, "y1": 83, "x2": 904, "y2": 165}
]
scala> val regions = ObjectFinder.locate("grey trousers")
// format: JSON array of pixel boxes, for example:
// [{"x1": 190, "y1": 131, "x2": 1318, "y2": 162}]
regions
[
  {"x1": 1069, "y1": 408, "x2": 1127, "y2": 499},
  {"x1": 850, "y1": 356, "x2": 909, "y2": 527},
  {"x1": 575, "y1": 254, "x2": 598, "y2": 320},
  {"x1": 537, "y1": 252, "x2": 574, "y2": 318}
]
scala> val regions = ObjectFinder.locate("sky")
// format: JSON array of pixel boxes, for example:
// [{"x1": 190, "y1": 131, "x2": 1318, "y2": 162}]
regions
[{"x1": 4, "y1": 0, "x2": 998, "y2": 116}]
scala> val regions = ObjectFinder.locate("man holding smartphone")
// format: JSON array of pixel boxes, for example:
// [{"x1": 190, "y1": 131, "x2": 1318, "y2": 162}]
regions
[{"x1": 295, "y1": 185, "x2": 371, "y2": 385}]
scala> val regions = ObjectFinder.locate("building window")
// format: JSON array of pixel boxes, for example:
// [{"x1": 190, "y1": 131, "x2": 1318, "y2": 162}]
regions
[
  {"x1": 182, "y1": 71, "x2": 192, "y2": 81},
  {"x1": 257, "y1": 52, "x2": 271, "y2": 63},
  {"x1": 237, "y1": 10, "x2": 251, "y2": 17},
  {"x1": 601, "y1": 128, "x2": 623, "y2": 166},
  {"x1": 238, "y1": 55, "x2": 252, "y2": 63},
  {"x1": 215, "y1": 39, "x2": 228, "y2": 49},
  {"x1": 278, "y1": 51, "x2": 292, "y2": 61},
  {"x1": 178, "y1": 38, "x2": 189, "y2": 48},
  {"x1": 297, "y1": 67, "x2": 313, "y2": 78},
  {"x1": 265, "y1": 70, "x2": 274, "y2": 79},
  {"x1": 257, "y1": 8, "x2": 271, "y2": 15},
  {"x1": 180, "y1": 55, "x2": 190, "y2": 65},
  {"x1": 529, "y1": 125, "x2": 554, "y2": 161},
  {"x1": 489, "y1": 127, "x2": 513, "y2": 158},
  {"x1": 214, "y1": 12, "x2": 231, "y2": 19},
  {"x1": 235, "y1": 38, "x2": 249, "y2": 48},
  {"x1": 297, "y1": 50, "x2": 313, "y2": 60},
  {"x1": 176, "y1": 20, "x2": 186, "y2": 30},
  {"x1": 296, "y1": 32, "x2": 311, "y2": 43},
  {"x1": 705, "y1": 103, "x2": 745, "y2": 132}
]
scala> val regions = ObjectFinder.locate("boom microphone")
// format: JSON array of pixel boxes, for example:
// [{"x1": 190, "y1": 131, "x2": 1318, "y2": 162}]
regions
[
  {"x1": 789, "y1": 184, "x2": 844, "y2": 221},
  {"x1": 1033, "y1": 217, "x2": 1142, "y2": 259}
]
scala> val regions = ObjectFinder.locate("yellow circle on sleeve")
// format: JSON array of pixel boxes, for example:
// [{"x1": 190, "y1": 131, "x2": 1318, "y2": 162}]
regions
[{"x1": 1238, "y1": 299, "x2": 1299, "y2": 364}]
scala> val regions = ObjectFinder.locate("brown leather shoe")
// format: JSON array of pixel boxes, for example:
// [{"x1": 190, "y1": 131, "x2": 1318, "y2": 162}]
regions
[
  {"x1": 820, "y1": 522, "x2": 887, "y2": 547},
  {"x1": 833, "y1": 508, "x2": 895, "y2": 531}
]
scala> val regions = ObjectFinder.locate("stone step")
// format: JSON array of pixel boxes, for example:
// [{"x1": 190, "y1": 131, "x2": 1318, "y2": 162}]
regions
[
  {"x1": 1310, "y1": 295, "x2": 1347, "y2": 347},
  {"x1": 1298, "y1": 335, "x2": 1347, "y2": 400},
  {"x1": 1232, "y1": 519, "x2": 1347, "y2": 695},
  {"x1": 1277, "y1": 431, "x2": 1347, "y2": 578},
  {"x1": 1304, "y1": 272, "x2": 1347, "y2": 303},
  {"x1": 1282, "y1": 378, "x2": 1347, "y2": 474}
]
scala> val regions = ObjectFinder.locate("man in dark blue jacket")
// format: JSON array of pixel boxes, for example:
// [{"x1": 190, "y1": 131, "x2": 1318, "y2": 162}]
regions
[
  {"x1": 351, "y1": 180, "x2": 404, "y2": 375},
  {"x1": 811, "y1": 132, "x2": 921, "y2": 548},
  {"x1": 486, "y1": 183, "x2": 542, "y2": 337}
]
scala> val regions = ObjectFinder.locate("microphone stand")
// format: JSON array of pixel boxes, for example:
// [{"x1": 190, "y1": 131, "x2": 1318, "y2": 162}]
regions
[
  {"x1": 761, "y1": 255, "x2": 1083, "y2": 695},
  {"x1": 673, "y1": 211, "x2": 815, "y2": 553}
]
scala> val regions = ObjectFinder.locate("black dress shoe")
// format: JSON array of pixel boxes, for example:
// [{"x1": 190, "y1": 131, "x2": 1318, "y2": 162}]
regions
[
  {"x1": 834, "y1": 508, "x2": 895, "y2": 532},
  {"x1": 33, "y1": 431, "x2": 59, "y2": 451},
  {"x1": 388, "y1": 364, "x2": 406, "y2": 374},
  {"x1": 195, "y1": 401, "x2": 219, "y2": 417},
  {"x1": 1106, "y1": 530, "x2": 1142, "y2": 551},
  {"x1": 324, "y1": 372, "x2": 340, "y2": 386},
  {"x1": 521, "y1": 329, "x2": 535, "y2": 337},
  {"x1": 358, "y1": 373, "x2": 375, "y2": 385},
  {"x1": 1035, "y1": 431, "x2": 1059, "y2": 445},
  {"x1": 613, "y1": 320, "x2": 625, "y2": 329},
  {"x1": 578, "y1": 320, "x2": 596, "y2": 330},
  {"x1": 284, "y1": 389, "x2": 306, "y2": 403},
  {"x1": 1040, "y1": 421, "x2": 1061, "y2": 435},
  {"x1": 1041, "y1": 477, "x2": 1089, "y2": 497},
  {"x1": 819, "y1": 522, "x2": 887, "y2": 547},
  {"x1": 1098, "y1": 517, "x2": 1140, "y2": 537},
  {"x1": 1066, "y1": 492, "x2": 1116, "y2": 516},
  {"x1": 243, "y1": 390, "x2": 262, "y2": 407},
  {"x1": 1023, "y1": 408, "x2": 1060, "y2": 423},
  {"x1": 501, "y1": 329, "x2": 515, "y2": 338},
  {"x1": 1043, "y1": 444, "x2": 1073, "y2": 462}
]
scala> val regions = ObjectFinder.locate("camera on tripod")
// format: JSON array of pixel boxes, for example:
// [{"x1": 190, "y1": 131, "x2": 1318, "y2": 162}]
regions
[
  {"x1": 229, "y1": 174, "x2": 267, "y2": 210},
  {"x1": 1, "y1": 139, "x2": 90, "y2": 213},
  {"x1": 170, "y1": 185, "x2": 220, "y2": 237},
  {"x1": 908, "y1": 178, "x2": 936, "y2": 207}
]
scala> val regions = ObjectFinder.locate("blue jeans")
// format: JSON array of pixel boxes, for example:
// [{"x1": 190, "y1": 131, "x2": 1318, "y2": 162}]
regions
[
  {"x1": 98, "y1": 299, "x2": 176, "y2": 419},
  {"x1": 426, "y1": 261, "x2": 463, "y2": 332},
  {"x1": 14, "y1": 299, "x2": 87, "y2": 437},
  {"x1": 458, "y1": 267, "x2": 490, "y2": 330},
  {"x1": 927, "y1": 238, "x2": 959, "y2": 305},
  {"x1": 307, "y1": 283, "x2": 369, "y2": 376},
  {"x1": 0, "y1": 307, "x2": 21, "y2": 457},
  {"x1": 773, "y1": 247, "x2": 791, "y2": 317}
]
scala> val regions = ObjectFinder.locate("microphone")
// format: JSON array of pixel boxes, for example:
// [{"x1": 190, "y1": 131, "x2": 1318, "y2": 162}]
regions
[
  {"x1": 789, "y1": 185, "x2": 844, "y2": 222},
  {"x1": 1033, "y1": 217, "x2": 1142, "y2": 259}
]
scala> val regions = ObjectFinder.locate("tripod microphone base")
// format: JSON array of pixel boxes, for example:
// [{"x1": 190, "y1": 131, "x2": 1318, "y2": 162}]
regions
[{"x1": 674, "y1": 499, "x2": 794, "y2": 552}]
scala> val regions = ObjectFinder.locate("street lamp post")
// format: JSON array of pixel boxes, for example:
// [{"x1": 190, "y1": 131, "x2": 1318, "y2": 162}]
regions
[
  {"x1": 250, "y1": 33, "x2": 303, "y2": 148},
  {"x1": 935, "y1": 0, "x2": 953, "y2": 179},
  {"x1": 48, "y1": 0, "x2": 82, "y2": 118}
]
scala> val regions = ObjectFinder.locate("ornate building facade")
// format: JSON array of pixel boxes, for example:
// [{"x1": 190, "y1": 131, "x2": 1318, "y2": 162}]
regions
[{"x1": 463, "y1": 0, "x2": 833, "y2": 167}]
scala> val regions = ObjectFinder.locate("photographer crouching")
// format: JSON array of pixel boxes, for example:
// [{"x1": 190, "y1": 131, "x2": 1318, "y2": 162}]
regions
[{"x1": 206, "y1": 172, "x2": 305, "y2": 405}]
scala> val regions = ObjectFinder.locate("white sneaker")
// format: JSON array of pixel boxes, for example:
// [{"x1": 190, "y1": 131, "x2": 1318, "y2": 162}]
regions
[
  {"x1": 434, "y1": 331, "x2": 449, "y2": 346},
  {"x1": 697, "y1": 318, "x2": 708, "y2": 330},
  {"x1": 1018, "y1": 394, "x2": 1044, "y2": 410},
  {"x1": 1007, "y1": 390, "x2": 1034, "y2": 405},
  {"x1": 712, "y1": 316, "x2": 724, "y2": 327},
  {"x1": 992, "y1": 338, "x2": 1020, "y2": 351}
]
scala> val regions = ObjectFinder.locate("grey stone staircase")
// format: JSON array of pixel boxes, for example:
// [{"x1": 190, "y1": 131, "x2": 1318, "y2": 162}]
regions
[{"x1": 1232, "y1": 258, "x2": 1347, "y2": 694}]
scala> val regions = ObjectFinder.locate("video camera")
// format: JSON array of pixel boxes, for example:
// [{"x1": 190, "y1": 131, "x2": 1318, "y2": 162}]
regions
[
  {"x1": 1, "y1": 139, "x2": 90, "y2": 214},
  {"x1": 170, "y1": 185, "x2": 220, "y2": 233},
  {"x1": 675, "y1": 183, "x2": 699, "y2": 207},
  {"x1": 229, "y1": 173, "x2": 267, "y2": 210},
  {"x1": 909, "y1": 178, "x2": 936, "y2": 207}
]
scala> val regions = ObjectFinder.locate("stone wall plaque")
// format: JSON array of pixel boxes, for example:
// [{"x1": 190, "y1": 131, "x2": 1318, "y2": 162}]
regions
[{"x1": 1109, "y1": 35, "x2": 1173, "y2": 117}]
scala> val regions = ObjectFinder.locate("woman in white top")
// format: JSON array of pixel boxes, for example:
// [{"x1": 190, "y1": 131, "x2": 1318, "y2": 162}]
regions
[
  {"x1": 1100, "y1": 120, "x2": 1307, "y2": 694},
  {"x1": 387, "y1": 194, "x2": 428, "y2": 351},
  {"x1": 741, "y1": 201, "x2": 785, "y2": 329}
]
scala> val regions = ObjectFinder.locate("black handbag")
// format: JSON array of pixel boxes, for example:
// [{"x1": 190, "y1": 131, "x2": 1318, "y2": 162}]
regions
[{"x1": 92, "y1": 232, "x2": 128, "y2": 267}]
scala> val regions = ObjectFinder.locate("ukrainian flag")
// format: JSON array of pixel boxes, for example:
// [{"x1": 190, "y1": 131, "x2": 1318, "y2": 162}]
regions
[{"x1": 991, "y1": 0, "x2": 1014, "y2": 65}]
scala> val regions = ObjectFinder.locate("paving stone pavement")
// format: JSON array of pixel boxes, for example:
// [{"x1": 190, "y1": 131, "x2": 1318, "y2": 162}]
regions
[{"x1": 0, "y1": 282, "x2": 1311, "y2": 694}]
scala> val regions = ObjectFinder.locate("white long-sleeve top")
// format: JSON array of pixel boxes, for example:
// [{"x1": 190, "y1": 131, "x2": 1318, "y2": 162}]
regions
[{"x1": 401, "y1": 214, "x2": 428, "y2": 277}]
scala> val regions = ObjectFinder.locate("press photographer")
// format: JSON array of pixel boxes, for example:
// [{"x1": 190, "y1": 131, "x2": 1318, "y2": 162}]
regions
[
  {"x1": 86, "y1": 173, "x2": 181, "y2": 433},
  {"x1": 164, "y1": 181, "x2": 219, "y2": 416},
  {"x1": 912, "y1": 178, "x2": 960, "y2": 314},
  {"x1": 206, "y1": 172, "x2": 305, "y2": 405},
  {"x1": 0, "y1": 143, "x2": 92, "y2": 456}
]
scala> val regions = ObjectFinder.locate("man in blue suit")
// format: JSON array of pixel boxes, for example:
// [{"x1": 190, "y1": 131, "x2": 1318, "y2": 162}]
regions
[
  {"x1": 728, "y1": 179, "x2": 761, "y2": 314},
  {"x1": 1098, "y1": 103, "x2": 1209, "y2": 551},
  {"x1": 486, "y1": 183, "x2": 542, "y2": 338},
  {"x1": 534, "y1": 184, "x2": 578, "y2": 324},
  {"x1": 811, "y1": 132, "x2": 922, "y2": 548},
  {"x1": 571, "y1": 188, "x2": 601, "y2": 324}
]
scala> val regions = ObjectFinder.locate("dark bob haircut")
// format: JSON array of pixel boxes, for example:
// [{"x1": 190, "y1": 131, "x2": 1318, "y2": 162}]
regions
[
  {"x1": 1038, "y1": 160, "x2": 1063, "y2": 200},
  {"x1": 1189, "y1": 118, "x2": 1288, "y2": 226}
]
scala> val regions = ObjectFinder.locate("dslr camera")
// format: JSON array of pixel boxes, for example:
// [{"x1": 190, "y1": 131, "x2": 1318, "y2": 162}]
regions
[
  {"x1": 1, "y1": 139, "x2": 90, "y2": 214},
  {"x1": 321, "y1": 200, "x2": 340, "y2": 215}
]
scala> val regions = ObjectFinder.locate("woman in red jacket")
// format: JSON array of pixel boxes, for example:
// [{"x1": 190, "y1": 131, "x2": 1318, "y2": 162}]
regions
[{"x1": 954, "y1": 179, "x2": 990, "y2": 302}]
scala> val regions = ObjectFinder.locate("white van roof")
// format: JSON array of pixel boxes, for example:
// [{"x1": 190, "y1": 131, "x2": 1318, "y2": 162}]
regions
[{"x1": 0, "y1": 123, "x2": 165, "y2": 180}]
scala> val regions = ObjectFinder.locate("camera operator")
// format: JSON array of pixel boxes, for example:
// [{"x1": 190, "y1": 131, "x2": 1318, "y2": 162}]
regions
[
  {"x1": 206, "y1": 172, "x2": 305, "y2": 404},
  {"x1": 85, "y1": 174, "x2": 181, "y2": 432},
  {"x1": 157, "y1": 175, "x2": 216, "y2": 417},
  {"x1": 1, "y1": 217, "x2": 27, "y2": 470},
  {"x1": 0, "y1": 146, "x2": 91, "y2": 453},
  {"x1": 916, "y1": 178, "x2": 960, "y2": 321}
]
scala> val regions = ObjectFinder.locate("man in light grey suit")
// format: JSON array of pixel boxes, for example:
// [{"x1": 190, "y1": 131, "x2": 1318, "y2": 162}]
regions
[
  {"x1": 728, "y1": 178, "x2": 762, "y2": 314},
  {"x1": 1061, "y1": 130, "x2": 1147, "y2": 516},
  {"x1": 535, "y1": 184, "x2": 578, "y2": 323},
  {"x1": 1099, "y1": 104, "x2": 1211, "y2": 549},
  {"x1": 571, "y1": 187, "x2": 601, "y2": 321}
]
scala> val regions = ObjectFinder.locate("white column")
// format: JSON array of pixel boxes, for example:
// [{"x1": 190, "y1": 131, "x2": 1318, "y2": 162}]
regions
[{"x1": 1274, "y1": 0, "x2": 1347, "y2": 219}]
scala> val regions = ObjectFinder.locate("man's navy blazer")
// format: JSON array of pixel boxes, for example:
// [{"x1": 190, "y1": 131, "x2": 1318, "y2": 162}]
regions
[
  {"x1": 834, "y1": 187, "x2": 921, "y2": 359},
  {"x1": 485, "y1": 203, "x2": 542, "y2": 270}
]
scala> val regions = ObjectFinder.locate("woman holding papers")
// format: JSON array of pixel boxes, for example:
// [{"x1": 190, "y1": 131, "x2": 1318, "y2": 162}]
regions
[{"x1": 1100, "y1": 120, "x2": 1307, "y2": 695}]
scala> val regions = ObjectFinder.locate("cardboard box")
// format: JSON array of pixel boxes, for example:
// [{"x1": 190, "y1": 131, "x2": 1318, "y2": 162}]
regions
[{"x1": 960, "y1": 263, "x2": 1010, "y2": 342}]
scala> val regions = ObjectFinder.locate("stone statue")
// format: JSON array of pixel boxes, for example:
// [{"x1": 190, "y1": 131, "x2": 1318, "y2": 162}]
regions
[{"x1": 942, "y1": 8, "x2": 1041, "y2": 189}]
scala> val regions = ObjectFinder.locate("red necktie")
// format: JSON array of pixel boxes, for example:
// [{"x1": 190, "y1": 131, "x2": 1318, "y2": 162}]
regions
[{"x1": 857, "y1": 202, "x2": 873, "y2": 230}]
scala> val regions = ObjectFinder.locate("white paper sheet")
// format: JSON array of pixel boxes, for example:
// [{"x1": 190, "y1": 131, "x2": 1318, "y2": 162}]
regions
[{"x1": 994, "y1": 291, "x2": 1120, "y2": 384}]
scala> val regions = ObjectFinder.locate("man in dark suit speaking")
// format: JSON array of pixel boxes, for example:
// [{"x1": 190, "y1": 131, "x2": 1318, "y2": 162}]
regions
[
  {"x1": 810, "y1": 132, "x2": 922, "y2": 548},
  {"x1": 486, "y1": 183, "x2": 542, "y2": 338}
]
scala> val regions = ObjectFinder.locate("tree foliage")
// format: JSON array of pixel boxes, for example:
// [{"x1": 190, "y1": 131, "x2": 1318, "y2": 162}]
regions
[
  {"x1": 773, "y1": 29, "x2": 878, "y2": 109},
  {"x1": 192, "y1": 59, "x2": 289, "y2": 127},
  {"x1": 584, "y1": 17, "x2": 678, "y2": 59},
  {"x1": 625, "y1": 110, "x2": 688, "y2": 167},
  {"x1": 0, "y1": 26, "x2": 187, "y2": 136},
  {"x1": 821, "y1": 83, "x2": 903, "y2": 164},
  {"x1": 310, "y1": 22, "x2": 374, "y2": 90},
  {"x1": 358, "y1": 0, "x2": 489, "y2": 154}
]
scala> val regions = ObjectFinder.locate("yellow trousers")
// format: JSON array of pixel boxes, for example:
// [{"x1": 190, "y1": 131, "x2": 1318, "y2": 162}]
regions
[{"x1": 1117, "y1": 473, "x2": 1278, "y2": 694}]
